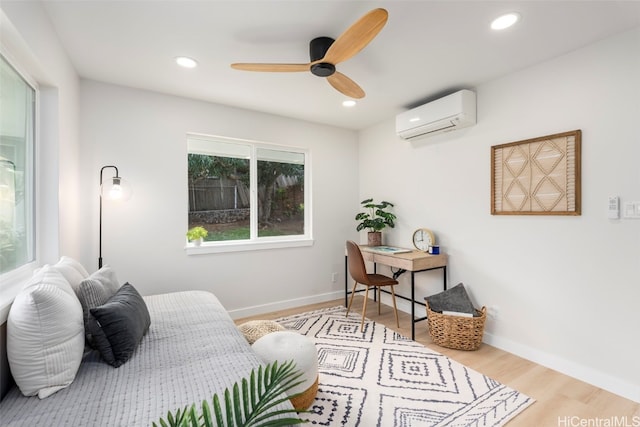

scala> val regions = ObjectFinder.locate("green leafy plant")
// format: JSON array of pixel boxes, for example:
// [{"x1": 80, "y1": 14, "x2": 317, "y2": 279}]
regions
[
  {"x1": 152, "y1": 360, "x2": 307, "y2": 427},
  {"x1": 355, "y1": 198, "x2": 396, "y2": 232},
  {"x1": 186, "y1": 226, "x2": 208, "y2": 241}
]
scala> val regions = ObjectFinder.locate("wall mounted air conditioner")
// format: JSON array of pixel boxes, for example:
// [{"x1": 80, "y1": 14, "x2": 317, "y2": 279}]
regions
[{"x1": 396, "y1": 89, "x2": 476, "y2": 140}]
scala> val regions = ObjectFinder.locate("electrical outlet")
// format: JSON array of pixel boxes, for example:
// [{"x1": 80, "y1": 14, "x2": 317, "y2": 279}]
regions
[
  {"x1": 331, "y1": 272, "x2": 338, "y2": 283},
  {"x1": 623, "y1": 201, "x2": 640, "y2": 219}
]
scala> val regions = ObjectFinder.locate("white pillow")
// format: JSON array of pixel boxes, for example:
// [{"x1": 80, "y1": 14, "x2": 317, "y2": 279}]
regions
[
  {"x1": 7, "y1": 268, "x2": 85, "y2": 398},
  {"x1": 26, "y1": 265, "x2": 76, "y2": 297},
  {"x1": 34, "y1": 256, "x2": 89, "y2": 295},
  {"x1": 54, "y1": 256, "x2": 89, "y2": 291}
]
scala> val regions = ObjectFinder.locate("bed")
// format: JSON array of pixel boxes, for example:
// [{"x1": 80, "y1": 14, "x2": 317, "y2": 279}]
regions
[{"x1": 0, "y1": 287, "x2": 292, "y2": 426}]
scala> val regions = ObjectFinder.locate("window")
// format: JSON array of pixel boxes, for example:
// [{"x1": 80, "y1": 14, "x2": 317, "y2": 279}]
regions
[
  {"x1": 0, "y1": 54, "x2": 36, "y2": 275},
  {"x1": 187, "y1": 134, "x2": 310, "y2": 252}
]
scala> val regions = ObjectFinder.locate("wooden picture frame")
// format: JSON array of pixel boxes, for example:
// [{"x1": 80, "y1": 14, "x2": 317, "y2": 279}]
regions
[{"x1": 491, "y1": 130, "x2": 581, "y2": 215}]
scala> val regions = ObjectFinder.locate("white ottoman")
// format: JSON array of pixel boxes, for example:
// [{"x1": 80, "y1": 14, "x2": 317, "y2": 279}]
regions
[{"x1": 251, "y1": 330, "x2": 318, "y2": 410}]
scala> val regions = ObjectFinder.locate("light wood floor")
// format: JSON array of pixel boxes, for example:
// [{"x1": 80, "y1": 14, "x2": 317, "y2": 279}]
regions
[{"x1": 236, "y1": 297, "x2": 640, "y2": 426}]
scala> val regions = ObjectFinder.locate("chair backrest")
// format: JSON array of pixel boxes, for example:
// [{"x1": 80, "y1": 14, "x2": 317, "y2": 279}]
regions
[{"x1": 346, "y1": 240, "x2": 371, "y2": 285}]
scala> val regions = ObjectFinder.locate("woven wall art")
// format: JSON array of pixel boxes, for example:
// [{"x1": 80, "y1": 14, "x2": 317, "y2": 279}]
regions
[{"x1": 491, "y1": 130, "x2": 581, "y2": 215}]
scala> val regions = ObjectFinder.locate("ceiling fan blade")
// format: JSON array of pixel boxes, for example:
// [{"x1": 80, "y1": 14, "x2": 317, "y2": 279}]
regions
[
  {"x1": 231, "y1": 63, "x2": 310, "y2": 72},
  {"x1": 327, "y1": 72, "x2": 365, "y2": 99},
  {"x1": 323, "y1": 8, "x2": 388, "y2": 65}
]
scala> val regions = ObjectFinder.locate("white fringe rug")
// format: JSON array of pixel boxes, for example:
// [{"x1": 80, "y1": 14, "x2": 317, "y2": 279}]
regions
[{"x1": 276, "y1": 306, "x2": 534, "y2": 427}]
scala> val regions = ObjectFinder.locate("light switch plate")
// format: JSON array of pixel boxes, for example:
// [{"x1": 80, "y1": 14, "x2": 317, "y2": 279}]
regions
[{"x1": 608, "y1": 196, "x2": 620, "y2": 219}]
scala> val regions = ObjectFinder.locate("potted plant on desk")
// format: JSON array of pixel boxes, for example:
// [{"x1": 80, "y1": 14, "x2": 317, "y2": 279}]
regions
[{"x1": 355, "y1": 198, "x2": 396, "y2": 246}]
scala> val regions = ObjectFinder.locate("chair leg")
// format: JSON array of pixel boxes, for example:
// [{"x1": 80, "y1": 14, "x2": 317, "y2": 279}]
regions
[
  {"x1": 361, "y1": 286, "x2": 370, "y2": 332},
  {"x1": 346, "y1": 280, "x2": 358, "y2": 318},
  {"x1": 390, "y1": 286, "x2": 400, "y2": 328},
  {"x1": 377, "y1": 287, "x2": 381, "y2": 315}
]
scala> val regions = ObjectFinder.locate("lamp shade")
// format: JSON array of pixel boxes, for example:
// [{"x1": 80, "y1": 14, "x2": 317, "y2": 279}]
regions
[{"x1": 100, "y1": 176, "x2": 132, "y2": 201}]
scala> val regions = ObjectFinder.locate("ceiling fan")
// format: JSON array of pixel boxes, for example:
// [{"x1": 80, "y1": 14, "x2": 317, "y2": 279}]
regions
[{"x1": 231, "y1": 8, "x2": 388, "y2": 99}]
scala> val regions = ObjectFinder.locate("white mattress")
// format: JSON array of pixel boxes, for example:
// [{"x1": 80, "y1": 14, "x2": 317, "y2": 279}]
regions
[{"x1": 0, "y1": 291, "x2": 291, "y2": 426}]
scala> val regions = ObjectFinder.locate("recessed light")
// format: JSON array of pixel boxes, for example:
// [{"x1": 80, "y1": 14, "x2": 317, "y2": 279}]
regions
[
  {"x1": 342, "y1": 100, "x2": 357, "y2": 107},
  {"x1": 175, "y1": 56, "x2": 198, "y2": 68},
  {"x1": 491, "y1": 13, "x2": 520, "y2": 30}
]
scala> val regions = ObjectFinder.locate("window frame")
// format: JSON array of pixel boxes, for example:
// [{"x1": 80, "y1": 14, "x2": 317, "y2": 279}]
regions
[
  {"x1": 0, "y1": 50, "x2": 40, "y2": 318},
  {"x1": 185, "y1": 133, "x2": 313, "y2": 254}
]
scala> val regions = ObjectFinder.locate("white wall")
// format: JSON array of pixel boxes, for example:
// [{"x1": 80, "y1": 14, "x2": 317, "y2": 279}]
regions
[
  {"x1": 2, "y1": 2, "x2": 81, "y2": 261},
  {"x1": 358, "y1": 28, "x2": 640, "y2": 402},
  {"x1": 79, "y1": 81, "x2": 359, "y2": 315},
  {"x1": 0, "y1": 2, "x2": 80, "y2": 296}
]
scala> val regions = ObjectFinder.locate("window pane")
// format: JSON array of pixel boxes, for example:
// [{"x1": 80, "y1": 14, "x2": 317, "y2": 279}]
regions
[
  {"x1": 0, "y1": 55, "x2": 35, "y2": 274},
  {"x1": 257, "y1": 149, "x2": 304, "y2": 237},
  {"x1": 187, "y1": 152, "x2": 250, "y2": 241},
  {"x1": 187, "y1": 136, "x2": 309, "y2": 246}
]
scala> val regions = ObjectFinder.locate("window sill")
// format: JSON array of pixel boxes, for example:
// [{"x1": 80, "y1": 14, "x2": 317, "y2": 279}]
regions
[
  {"x1": 0, "y1": 262, "x2": 37, "y2": 323},
  {"x1": 184, "y1": 237, "x2": 314, "y2": 255}
]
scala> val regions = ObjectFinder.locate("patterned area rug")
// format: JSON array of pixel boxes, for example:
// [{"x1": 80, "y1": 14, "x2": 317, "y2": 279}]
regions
[{"x1": 275, "y1": 306, "x2": 534, "y2": 427}]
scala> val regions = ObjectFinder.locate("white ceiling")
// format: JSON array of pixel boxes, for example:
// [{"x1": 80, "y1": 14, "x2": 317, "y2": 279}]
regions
[{"x1": 40, "y1": 1, "x2": 640, "y2": 130}]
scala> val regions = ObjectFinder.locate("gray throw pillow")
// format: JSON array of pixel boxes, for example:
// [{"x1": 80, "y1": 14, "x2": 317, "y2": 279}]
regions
[
  {"x1": 77, "y1": 279, "x2": 112, "y2": 347},
  {"x1": 77, "y1": 265, "x2": 120, "y2": 347},
  {"x1": 425, "y1": 283, "x2": 477, "y2": 316},
  {"x1": 86, "y1": 265, "x2": 121, "y2": 296},
  {"x1": 90, "y1": 283, "x2": 151, "y2": 367}
]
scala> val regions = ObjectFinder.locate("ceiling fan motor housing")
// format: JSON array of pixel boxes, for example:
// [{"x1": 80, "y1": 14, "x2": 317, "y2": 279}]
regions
[{"x1": 310, "y1": 37, "x2": 336, "y2": 77}]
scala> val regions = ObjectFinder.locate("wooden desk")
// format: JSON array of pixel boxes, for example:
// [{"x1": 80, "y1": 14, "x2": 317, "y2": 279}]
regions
[{"x1": 345, "y1": 246, "x2": 447, "y2": 340}]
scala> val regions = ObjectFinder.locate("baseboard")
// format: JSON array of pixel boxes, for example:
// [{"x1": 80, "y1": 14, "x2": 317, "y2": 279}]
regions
[
  {"x1": 482, "y1": 332, "x2": 639, "y2": 404},
  {"x1": 375, "y1": 293, "x2": 639, "y2": 403},
  {"x1": 227, "y1": 290, "x2": 344, "y2": 320}
]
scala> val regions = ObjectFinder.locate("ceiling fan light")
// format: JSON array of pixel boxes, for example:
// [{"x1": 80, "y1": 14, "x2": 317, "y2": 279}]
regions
[
  {"x1": 342, "y1": 100, "x2": 357, "y2": 107},
  {"x1": 175, "y1": 56, "x2": 198, "y2": 68},
  {"x1": 310, "y1": 62, "x2": 336, "y2": 77},
  {"x1": 491, "y1": 13, "x2": 520, "y2": 30}
]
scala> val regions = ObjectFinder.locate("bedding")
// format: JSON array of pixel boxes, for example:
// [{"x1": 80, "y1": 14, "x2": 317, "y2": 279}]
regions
[{"x1": 0, "y1": 290, "x2": 292, "y2": 426}]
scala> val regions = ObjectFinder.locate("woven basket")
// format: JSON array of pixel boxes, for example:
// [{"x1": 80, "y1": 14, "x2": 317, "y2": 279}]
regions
[{"x1": 426, "y1": 302, "x2": 486, "y2": 351}]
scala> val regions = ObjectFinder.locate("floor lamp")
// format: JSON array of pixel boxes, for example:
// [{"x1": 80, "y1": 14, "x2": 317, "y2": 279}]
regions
[{"x1": 99, "y1": 165, "x2": 132, "y2": 268}]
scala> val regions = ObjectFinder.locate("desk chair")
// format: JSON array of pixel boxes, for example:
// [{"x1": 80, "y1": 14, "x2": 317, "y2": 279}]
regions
[{"x1": 345, "y1": 240, "x2": 400, "y2": 331}]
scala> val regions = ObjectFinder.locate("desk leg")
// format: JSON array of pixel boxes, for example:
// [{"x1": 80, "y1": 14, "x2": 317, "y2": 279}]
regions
[
  {"x1": 373, "y1": 263, "x2": 378, "y2": 302},
  {"x1": 411, "y1": 271, "x2": 416, "y2": 340},
  {"x1": 344, "y1": 255, "x2": 348, "y2": 307}
]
